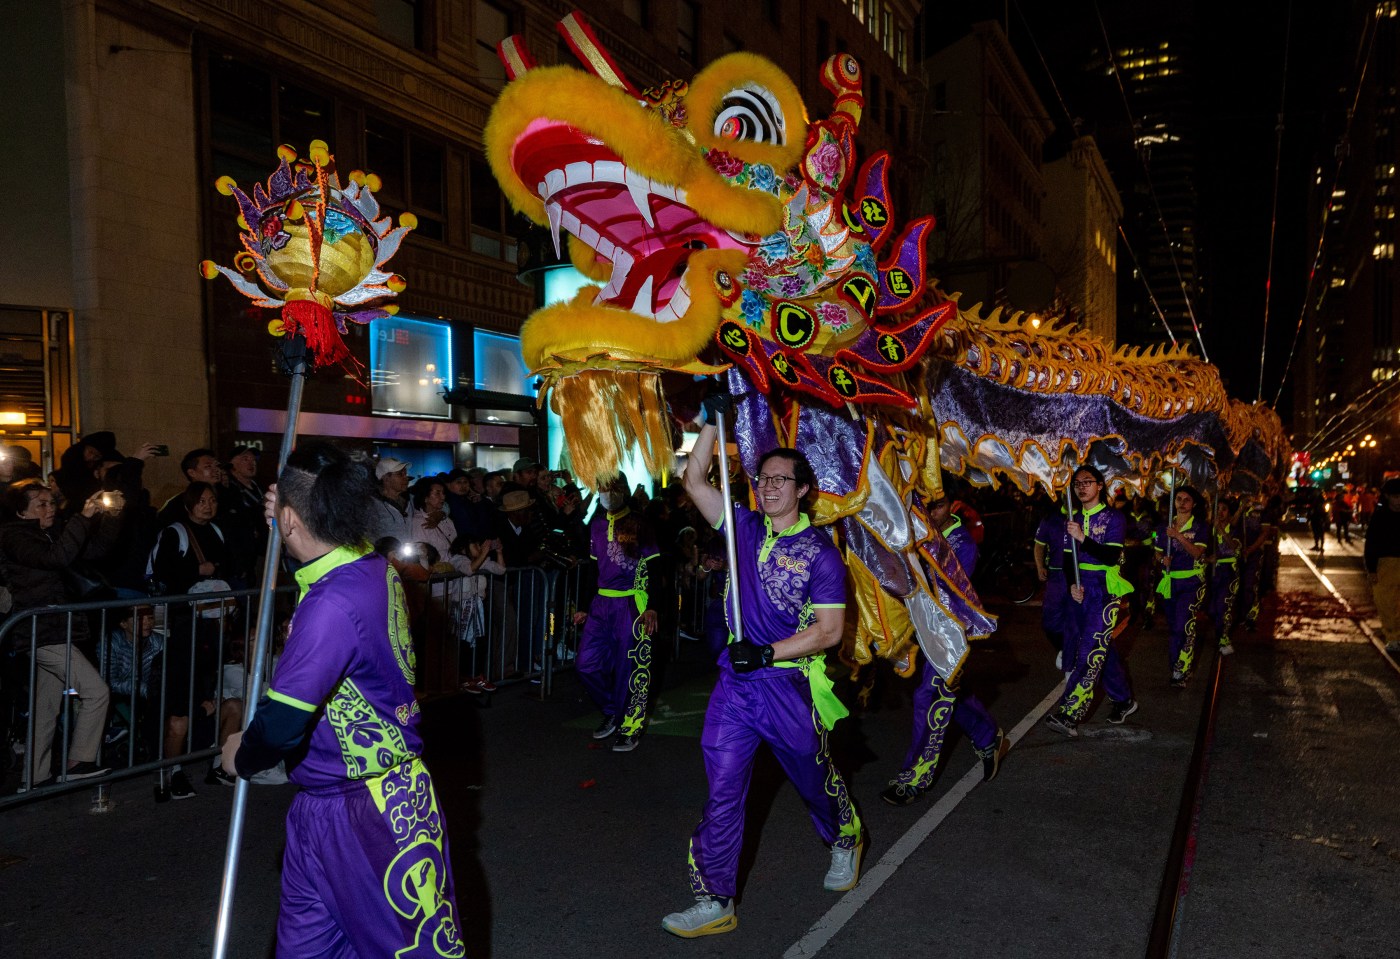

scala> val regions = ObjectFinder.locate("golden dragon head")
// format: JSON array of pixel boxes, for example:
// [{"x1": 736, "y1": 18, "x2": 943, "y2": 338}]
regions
[{"x1": 486, "y1": 13, "x2": 950, "y2": 485}]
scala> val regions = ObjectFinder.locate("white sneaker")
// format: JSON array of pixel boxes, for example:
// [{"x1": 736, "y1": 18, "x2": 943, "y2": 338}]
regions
[
  {"x1": 823, "y1": 840, "x2": 864, "y2": 892},
  {"x1": 1055, "y1": 651, "x2": 1063, "y2": 671},
  {"x1": 661, "y1": 897, "x2": 736, "y2": 938},
  {"x1": 1219, "y1": 642, "x2": 1235, "y2": 656}
]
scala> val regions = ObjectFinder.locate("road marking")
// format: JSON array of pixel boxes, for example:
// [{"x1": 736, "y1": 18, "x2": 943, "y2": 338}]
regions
[
  {"x1": 783, "y1": 683, "x2": 1065, "y2": 958},
  {"x1": 1286, "y1": 535, "x2": 1400, "y2": 679}
]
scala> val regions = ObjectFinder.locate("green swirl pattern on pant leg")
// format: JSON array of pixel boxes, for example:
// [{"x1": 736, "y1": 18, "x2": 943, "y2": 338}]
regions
[
  {"x1": 892, "y1": 676, "x2": 955, "y2": 791},
  {"x1": 812, "y1": 702, "x2": 862, "y2": 847},
  {"x1": 687, "y1": 838, "x2": 711, "y2": 897},
  {"x1": 619, "y1": 618, "x2": 652, "y2": 736},
  {"x1": 1063, "y1": 598, "x2": 1122, "y2": 722},
  {"x1": 1175, "y1": 579, "x2": 1208, "y2": 674},
  {"x1": 1221, "y1": 573, "x2": 1239, "y2": 643}
]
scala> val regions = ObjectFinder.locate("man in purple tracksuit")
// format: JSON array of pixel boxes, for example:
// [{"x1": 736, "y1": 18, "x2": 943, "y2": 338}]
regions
[
  {"x1": 661, "y1": 414, "x2": 862, "y2": 939},
  {"x1": 1210, "y1": 497, "x2": 1241, "y2": 657},
  {"x1": 1153, "y1": 485, "x2": 1209, "y2": 686},
  {"x1": 573, "y1": 478, "x2": 659, "y2": 752},
  {"x1": 1044, "y1": 466, "x2": 1138, "y2": 737},
  {"x1": 222, "y1": 443, "x2": 465, "y2": 958},
  {"x1": 881, "y1": 494, "x2": 1008, "y2": 806}
]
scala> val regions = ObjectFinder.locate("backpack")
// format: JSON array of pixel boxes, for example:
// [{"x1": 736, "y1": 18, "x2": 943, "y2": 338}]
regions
[{"x1": 146, "y1": 521, "x2": 225, "y2": 584}]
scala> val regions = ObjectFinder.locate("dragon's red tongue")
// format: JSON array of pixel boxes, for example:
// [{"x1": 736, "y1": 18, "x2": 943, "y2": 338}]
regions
[{"x1": 607, "y1": 246, "x2": 692, "y2": 311}]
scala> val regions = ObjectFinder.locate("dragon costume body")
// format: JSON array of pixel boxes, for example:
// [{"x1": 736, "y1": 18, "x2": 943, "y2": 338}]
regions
[{"x1": 484, "y1": 13, "x2": 1286, "y2": 685}]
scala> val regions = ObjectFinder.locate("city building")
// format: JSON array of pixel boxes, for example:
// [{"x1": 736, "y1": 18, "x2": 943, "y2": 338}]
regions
[
  {"x1": 0, "y1": 0, "x2": 922, "y2": 495},
  {"x1": 915, "y1": 21, "x2": 1054, "y2": 314},
  {"x1": 1042, "y1": 136, "x2": 1123, "y2": 343}
]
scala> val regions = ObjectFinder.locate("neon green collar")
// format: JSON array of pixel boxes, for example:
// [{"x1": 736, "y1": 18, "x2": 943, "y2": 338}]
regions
[
  {"x1": 294, "y1": 544, "x2": 370, "y2": 598},
  {"x1": 1079, "y1": 502, "x2": 1106, "y2": 518},
  {"x1": 606, "y1": 506, "x2": 631, "y2": 542},
  {"x1": 759, "y1": 513, "x2": 810, "y2": 564}
]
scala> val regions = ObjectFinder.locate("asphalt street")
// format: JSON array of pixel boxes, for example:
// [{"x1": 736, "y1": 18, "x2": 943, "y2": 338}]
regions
[{"x1": 2, "y1": 528, "x2": 1396, "y2": 959}]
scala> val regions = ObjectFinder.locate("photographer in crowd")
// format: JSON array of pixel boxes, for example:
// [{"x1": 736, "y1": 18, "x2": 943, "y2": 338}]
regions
[{"x1": 1, "y1": 480, "x2": 123, "y2": 790}]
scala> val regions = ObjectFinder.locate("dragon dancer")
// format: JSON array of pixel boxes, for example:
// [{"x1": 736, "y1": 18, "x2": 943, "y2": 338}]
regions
[
  {"x1": 1034, "y1": 502, "x2": 1070, "y2": 670},
  {"x1": 663, "y1": 410, "x2": 862, "y2": 938},
  {"x1": 1153, "y1": 485, "x2": 1209, "y2": 687},
  {"x1": 573, "y1": 477, "x2": 659, "y2": 752},
  {"x1": 1210, "y1": 496, "x2": 1241, "y2": 656},
  {"x1": 223, "y1": 443, "x2": 465, "y2": 958},
  {"x1": 882, "y1": 493, "x2": 1008, "y2": 806},
  {"x1": 1044, "y1": 466, "x2": 1138, "y2": 737}
]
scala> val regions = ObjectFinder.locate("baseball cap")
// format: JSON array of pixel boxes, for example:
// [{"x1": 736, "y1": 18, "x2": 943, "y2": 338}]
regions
[
  {"x1": 513, "y1": 457, "x2": 539, "y2": 473},
  {"x1": 376, "y1": 456, "x2": 410, "y2": 480},
  {"x1": 229, "y1": 444, "x2": 260, "y2": 459}
]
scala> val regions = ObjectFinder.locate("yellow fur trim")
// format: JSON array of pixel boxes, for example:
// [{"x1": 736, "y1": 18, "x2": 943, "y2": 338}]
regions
[
  {"x1": 686, "y1": 53, "x2": 809, "y2": 172},
  {"x1": 683, "y1": 174, "x2": 784, "y2": 237},
  {"x1": 485, "y1": 67, "x2": 702, "y2": 225},
  {"x1": 568, "y1": 235, "x2": 611, "y2": 282},
  {"x1": 521, "y1": 249, "x2": 748, "y2": 370}
]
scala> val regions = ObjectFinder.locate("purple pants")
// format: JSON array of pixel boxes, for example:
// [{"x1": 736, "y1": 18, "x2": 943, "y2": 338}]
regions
[
  {"x1": 1164, "y1": 575, "x2": 1207, "y2": 675},
  {"x1": 577, "y1": 594, "x2": 652, "y2": 735},
  {"x1": 1239, "y1": 554, "x2": 1263, "y2": 626},
  {"x1": 893, "y1": 660, "x2": 997, "y2": 790},
  {"x1": 276, "y1": 759, "x2": 465, "y2": 958},
  {"x1": 687, "y1": 666, "x2": 861, "y2": 899},
  {"x1": 1042, "y1": 573, "x2": 1069, "y2": 651},
  {"x1": 1058, "y1": 585, "x2": 1132, "y2": 721},
  {"x1": 1210, "y1": 563, "x2": 1239, "y2": 643}
]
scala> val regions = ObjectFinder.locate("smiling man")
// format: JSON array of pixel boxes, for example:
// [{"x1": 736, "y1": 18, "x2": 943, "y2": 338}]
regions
[{"x1": 663, "y1": 403, "x2": 862, "y2": 939}]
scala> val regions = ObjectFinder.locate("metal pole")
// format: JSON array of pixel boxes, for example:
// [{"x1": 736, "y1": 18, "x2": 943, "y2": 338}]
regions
[
  {"x1": 712, "y1": 410, "x2": 745, "y2": 645},
  {"x1": 1065, "y1": 482, "x2": 1082, "y2": 589},
  {"x1": 212, "y1": 337, "x2": 307, "y2": 959}
]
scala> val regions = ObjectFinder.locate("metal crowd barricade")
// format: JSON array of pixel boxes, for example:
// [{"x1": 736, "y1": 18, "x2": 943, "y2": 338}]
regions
[
  {"x1": 0, "y1": 586, "x2": 296, "y2": 810},
  {"x1": 409, "y1": 562, "x2": 589, "y2": 699}
]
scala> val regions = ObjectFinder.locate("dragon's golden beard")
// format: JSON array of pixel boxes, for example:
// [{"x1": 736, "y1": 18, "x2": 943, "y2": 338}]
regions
[{"x1": 546, "y1": 368, "x2": 678, "y2": 488}]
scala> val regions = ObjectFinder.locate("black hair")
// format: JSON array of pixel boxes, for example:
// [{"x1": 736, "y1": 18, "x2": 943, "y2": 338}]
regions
[
  {"x1": 276, "y1": 442, "x2": 376, "y2": 547},
  {"x1": 180, "y1": 448, "x2": 217, "y2": 476},
  {"x1": 409, "y1": 477, "x2": 446, "y2": 511},
  {"x1": 374, "y1": 536, "x2": 402, "y2": 556},
  {"x1": 181, "y1": 481, "x2": 217, "y2": 516},
  {"x1": 5, "y1": 478, "x2": 49, "y2": 518},
  {"x1": 1072, "y1": 464, "x2": 1106, "y2": 486},
  {"x1": 1175, "y1": 484, "x2": 1207, "y2": 523},
  {"x1": 756, "y1": 447, "x2": 817, "y2": 494}
]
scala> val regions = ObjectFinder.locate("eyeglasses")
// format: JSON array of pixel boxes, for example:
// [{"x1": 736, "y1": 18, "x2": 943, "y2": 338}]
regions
[
  {"x1": 754, "y1": 474, "x2": 796, "y2": 489},
  {"x1": 1072, "y1": 480, "x2": 1099, "y2": 489}
]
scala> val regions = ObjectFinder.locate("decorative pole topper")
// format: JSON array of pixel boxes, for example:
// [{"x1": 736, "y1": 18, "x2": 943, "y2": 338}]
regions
[{"x1": 199, "y1": 139, "x2": 416, "y2": 377}]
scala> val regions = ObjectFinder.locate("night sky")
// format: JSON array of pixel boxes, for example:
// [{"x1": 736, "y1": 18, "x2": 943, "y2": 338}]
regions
[{"x1": 920, "y1": 1, "x2": 1365, "y2": 428}]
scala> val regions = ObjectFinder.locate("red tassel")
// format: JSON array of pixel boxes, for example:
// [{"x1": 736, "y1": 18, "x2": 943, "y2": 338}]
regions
[{"x1": 281, "y1": 300, "x2": 347, "y2": 367}]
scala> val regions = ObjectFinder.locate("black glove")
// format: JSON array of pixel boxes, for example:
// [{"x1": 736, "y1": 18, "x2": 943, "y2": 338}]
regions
[
  {"x1": 727, "y1": 641, "x2": 774, "y2": 673},
  {"x1": 701, "y1": 381, "x2": 732, "y2": 421}
]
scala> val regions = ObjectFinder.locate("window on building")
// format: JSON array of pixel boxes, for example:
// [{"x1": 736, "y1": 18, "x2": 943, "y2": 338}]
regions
[
  {"x1": 474, "y1": 0, "x2": 510, "y2": 91},
  {"x1": 678, "y1": 1, "x2": 698, "y2": 62},
  {"x1": 365, "y1": 117, "x2": 446, "y2": 240},
  {"x1": 852, "y1": 0, "x2": 864, "y2": 24},
  {"x1": 882, "y1": 7, "x2": 894, "y2": 56},
  {"x1": 208, "y1": 54, "x2": 274, "y2": 158},
  {"x1": 374, "y1": 0, "x2": 426, "y2": 50},
  {"x1": 469, "y1": 152, "x2": 516, "y2": 261},
  {"x1": 896, "y1": 27, "x2": 907, "y2": 71},
  {"x1": 622, "y1": 0, "x2": 647, "y2": 26},
  {"x1": 278, "y1": 82, "x2": 334, "y2": 155},
  {"x1": 370, "y1": 314, "x2": 453, "y2": 419}
]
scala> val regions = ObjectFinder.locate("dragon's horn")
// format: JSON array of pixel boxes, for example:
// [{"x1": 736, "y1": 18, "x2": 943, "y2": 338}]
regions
[
  {"x1": 557, "y1": 11, "x2": 642, "y2": 97},
  {"x1": 497, "y1": 35, "x2": 538, "y2": 81}
]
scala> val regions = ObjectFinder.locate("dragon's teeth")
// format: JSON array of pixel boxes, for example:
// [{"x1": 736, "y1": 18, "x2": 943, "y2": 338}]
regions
[
  {"x1": 625, "y1": 169, "x2": 655, "y2": 227},
  {"x1": 630, "y1": 275, "x2": 655, "y2": 314},
  {"x1": 546, "y1": 201, "x2": 564, "y2": 258},
  {"x1": 544, "y1": 168, "x2": 565, "y2": 198},
  {"x1": 594, "y1": 160, "x2": 625, "y2": 183},
  {"x1": 564, "y1": 161, "x2": 592, "y2": 187}
]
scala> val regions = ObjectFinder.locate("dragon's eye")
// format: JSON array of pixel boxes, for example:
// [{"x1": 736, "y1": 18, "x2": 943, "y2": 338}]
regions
[{"x1": 713, "y1": 86, "x2": 785, "y2": 146}]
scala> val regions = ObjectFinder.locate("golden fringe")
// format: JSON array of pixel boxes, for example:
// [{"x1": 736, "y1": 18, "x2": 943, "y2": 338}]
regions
[{"x1": 549, "y1": 371, "x2": 675, "y2": 488}]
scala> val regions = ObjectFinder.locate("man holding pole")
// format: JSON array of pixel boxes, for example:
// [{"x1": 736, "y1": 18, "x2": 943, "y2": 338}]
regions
[
  {"x1": 220, "y1": 443, "x2": 465, "y2": 958},
  {"x1": 1044, "y1": 465, "x2": 1137, "y2": 737},
  {"x1": 661, "y1": 401, "x2": 862, "y2": 939}
]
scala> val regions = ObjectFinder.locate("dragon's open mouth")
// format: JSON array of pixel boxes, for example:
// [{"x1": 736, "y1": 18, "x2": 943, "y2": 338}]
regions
[{"x1": 512, "y1": 119, "x2": 750, "y2": 325}]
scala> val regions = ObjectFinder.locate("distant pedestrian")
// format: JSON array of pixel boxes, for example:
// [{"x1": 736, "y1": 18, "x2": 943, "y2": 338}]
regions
[{"x1": 1153, "y1": 485, "x2": 1209, "y2": 686}]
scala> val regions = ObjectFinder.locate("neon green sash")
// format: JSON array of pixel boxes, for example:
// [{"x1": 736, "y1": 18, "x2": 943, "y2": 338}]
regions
[
  {"x1": 774, "y1": 656, "x2": 848, "y2": 730},
  {"x1": 1081, "y1": 562, "x2": 1135, "y2": 597},
  {"x1": 1155, "y1": 566, "x2": 1204, "y2": 599},
  {"x1": 599, "y1": 586, "x2": 646, "y2": 615}
]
